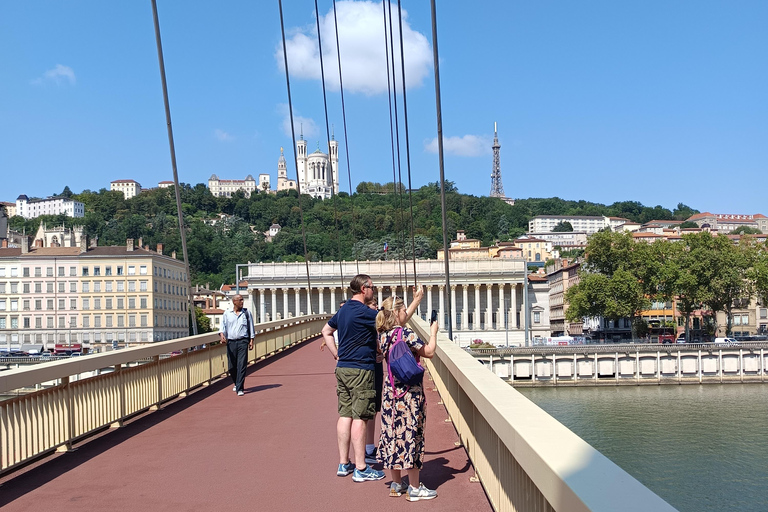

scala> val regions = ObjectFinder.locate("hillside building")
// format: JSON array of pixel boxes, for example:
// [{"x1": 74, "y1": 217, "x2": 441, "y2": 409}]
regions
[
  {"x1": 110, "y1": 179, "x2": 142, "y2": 199},
  {"x1": 208, "y1": 175, "x2": 258, "y2": 198},
  {"x1": 15, "y1": 195, "x2": 84, "y2": 219}
]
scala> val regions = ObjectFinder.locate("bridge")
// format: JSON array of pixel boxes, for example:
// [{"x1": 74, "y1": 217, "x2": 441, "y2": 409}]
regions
[
  {"x1": 0, "y1": 316, "x2": 676, "y2": 511},
  {"x1": 471, "y1": 344, "x2": 768, "y2": 386}
]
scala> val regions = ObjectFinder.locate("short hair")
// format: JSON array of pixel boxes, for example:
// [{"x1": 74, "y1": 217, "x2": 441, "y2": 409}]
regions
[
  {"x1": 376, "y1": 296, "x2": 405, "y2": 333},
  {"x1": 349, "y1": 274, "x2": 371, "y2": 295},
  {"x1": 339, "y1": 300, "x2": 347, "y2": 306}
]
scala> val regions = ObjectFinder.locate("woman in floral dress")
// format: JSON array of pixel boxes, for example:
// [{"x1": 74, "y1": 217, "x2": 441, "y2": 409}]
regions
[{"x1": 375, "y1": 294, "x2": 439, "y2": 501}]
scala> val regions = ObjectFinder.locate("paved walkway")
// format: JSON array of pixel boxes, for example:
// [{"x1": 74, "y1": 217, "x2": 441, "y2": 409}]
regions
[{"x1": 0, "y1": 338, "x2": 492, "y2": 511}]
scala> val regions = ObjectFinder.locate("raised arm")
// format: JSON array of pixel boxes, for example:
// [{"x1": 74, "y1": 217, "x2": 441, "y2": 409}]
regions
[{"x1": 405, "y1": 285, "x2": 424, "y2": 322}]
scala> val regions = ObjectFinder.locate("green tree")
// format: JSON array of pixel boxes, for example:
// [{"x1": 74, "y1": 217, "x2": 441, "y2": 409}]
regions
[
  {"x1": 706, "y1": 236, "x2": 758, "y2": 336},
  {"x1": 552, "y1": 221, "x2": 574, "y2": 232},
  {"x1": 731, "y1": 226, "x2": 762, "y2": 235},
  {"x1": 191, "y1": 307, "x2": 211, "y2": 334}
]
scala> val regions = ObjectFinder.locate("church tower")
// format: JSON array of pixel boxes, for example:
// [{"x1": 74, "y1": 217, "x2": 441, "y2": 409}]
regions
[
  {"x1": 490, "y1": 122, "x2": 505, "y2": 197},
  {"x1": 296, "y1": 126, "x2": 308, "y2": 186},
  {"x1": 329, "y1": 134, "x2": 339, "y2": 195}
]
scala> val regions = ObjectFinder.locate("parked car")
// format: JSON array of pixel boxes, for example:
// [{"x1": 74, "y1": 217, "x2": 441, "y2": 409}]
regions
[
  {"x1": 714, "y1": 337, "x2": 739, "y2": 346},
  {"x1": 675, "y1": 336, "x2": 687, "y2": 343}
]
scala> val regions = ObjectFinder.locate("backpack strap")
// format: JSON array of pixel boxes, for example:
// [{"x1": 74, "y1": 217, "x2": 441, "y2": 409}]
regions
[{"x1": 242, "y1": 307, "x2": 253, "y2": 341}]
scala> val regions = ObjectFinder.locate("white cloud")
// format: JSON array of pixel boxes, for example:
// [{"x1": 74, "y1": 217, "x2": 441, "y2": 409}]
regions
[
  {"x1": 214, "y1": 129, "x2": 233, "y2": 142},
  {"x1": 277, "y1": 103, "x2": 319, "y2": 139},
  {"x1": 424, "y1": 135, "x2": 492, "y2": 157},
  {"x1": 32, "y1": 64, "x2": 76, "y2": 86},
  {"x1": 276, "y1": 1, "x2": 432, "y2": 95}
]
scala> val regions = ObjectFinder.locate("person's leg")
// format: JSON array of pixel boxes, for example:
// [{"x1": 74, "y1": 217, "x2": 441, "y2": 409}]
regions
[
  {"x1": 226, "y1": 340, "x2": 237, "y2": 387},
  {"x1": 351, "y1": 418, "x2": 367, "y2": 470},
  {"x1": 337, "y1": 416, "x2": 353, "y2": 464},
  {"x1": 406, "y1": 468, "x2": 420, "y2": 488},
  {"x1": 235, "y1": 340, "x2": 248, "y2": 392}
]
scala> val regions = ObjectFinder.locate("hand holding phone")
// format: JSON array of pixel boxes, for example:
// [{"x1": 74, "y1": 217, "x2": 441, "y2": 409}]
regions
[{"x1": 430, "y1": 310, "x2": 438, "y2": 325}]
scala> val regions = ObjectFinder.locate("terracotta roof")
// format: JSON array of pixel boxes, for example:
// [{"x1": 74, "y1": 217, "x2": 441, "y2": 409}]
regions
[
  {"x1": 111, "y1": 179, "x2": 140, "y2": 184},
  {"x1": 527, "y1": 275, "x2": 547, "y2": 282},
  {"x1": 0, "y1": 248, "x2": 22, "y2": 257},
  {"x1": 202, "y1": 308, "x2": 225, "y2": 314},
  {"x1": 686, "y1": 212, "x2": 713, "y2": 221}
]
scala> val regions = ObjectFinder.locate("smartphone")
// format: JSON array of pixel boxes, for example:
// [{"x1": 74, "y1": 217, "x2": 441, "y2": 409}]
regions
[{"x1": 430, "y1": 310, "x2": 438, "y2": 325}]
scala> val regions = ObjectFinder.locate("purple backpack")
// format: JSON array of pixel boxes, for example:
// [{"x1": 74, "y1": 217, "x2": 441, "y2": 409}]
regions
[{"x1": 386, "y1": 327, "x2": 424, "y2": 396}]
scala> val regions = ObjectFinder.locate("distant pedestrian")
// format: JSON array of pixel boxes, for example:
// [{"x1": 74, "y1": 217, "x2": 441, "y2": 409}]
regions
[
  {"x1": 376, "y1": 292, "x2": 439, "y2": 501},
  {"x1": 321, "y1": 275, "x2": 385, "y2": 482},
  {"x1": 219, "y1": 294, "x2": 255, "y2": 396}
]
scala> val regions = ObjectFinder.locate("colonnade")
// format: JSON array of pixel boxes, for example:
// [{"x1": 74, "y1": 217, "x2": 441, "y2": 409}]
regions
[{"x1": 246, "y1": 282, "x2": 526, "y2": 332}]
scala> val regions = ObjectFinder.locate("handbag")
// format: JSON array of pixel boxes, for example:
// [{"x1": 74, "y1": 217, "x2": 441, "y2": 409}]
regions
[{"x1": 386, "y1": 327, "x2": 424, "y2": 397}]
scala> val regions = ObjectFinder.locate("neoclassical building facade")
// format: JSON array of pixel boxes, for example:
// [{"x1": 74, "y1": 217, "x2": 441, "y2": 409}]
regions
[{"x1": 239, "y1": 259, "x2": 550, "y2": 346}]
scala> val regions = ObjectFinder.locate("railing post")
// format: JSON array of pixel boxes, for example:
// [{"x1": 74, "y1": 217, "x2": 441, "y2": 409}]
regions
[
  {"x1": 111, "y1": 364, "x2": 124, "y2": 428},
  {"x1": 151, "y1": 355, "x2": 162, "y2": 411},
  {"x1": 180, "y1": 349, "x2": 190, "y2": 398},
  {"x1": 56, "y1": 376, "x2": 74, "y2": 453}
]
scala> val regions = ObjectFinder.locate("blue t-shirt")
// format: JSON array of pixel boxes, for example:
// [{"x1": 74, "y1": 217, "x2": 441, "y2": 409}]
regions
[{"x1": 328, "y1": 300, "x2": 378, "y2": 371}]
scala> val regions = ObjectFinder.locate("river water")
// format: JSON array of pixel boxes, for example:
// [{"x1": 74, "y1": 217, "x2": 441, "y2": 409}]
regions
[{"x1": 517, "y1": 384, "x2": 768, "y2": 512}]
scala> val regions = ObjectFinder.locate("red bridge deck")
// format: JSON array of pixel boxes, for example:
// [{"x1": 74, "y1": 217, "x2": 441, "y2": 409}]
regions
[{"x1": 0, "y1": 338, "x2": 492, "y2": 511}]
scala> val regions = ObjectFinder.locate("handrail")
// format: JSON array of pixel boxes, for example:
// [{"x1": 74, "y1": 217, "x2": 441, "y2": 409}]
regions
[
  {"x1": 409, "y1": 317, "x2": 677, "y2": 512},
  {"x1": 471, "y1": 342, "x2": 763, "y2": 356},
  {"x1": 0, "y1": 314, "x2": 329, "y2": 394}
]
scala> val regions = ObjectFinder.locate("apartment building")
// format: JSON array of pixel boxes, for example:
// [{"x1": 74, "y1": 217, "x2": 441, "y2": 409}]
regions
[
  {"x1": 208, "y1": 174, "x2": 258, "y2": 198},
  {"x1": 110, "y1": 179, "x2": 142, "y2": 199},
  {"x1": 0, "y1": 237, "x2": 188, "y2": 351},
  {"x1": 528, "y1": 215, "x2": 628, "y2": 234}
]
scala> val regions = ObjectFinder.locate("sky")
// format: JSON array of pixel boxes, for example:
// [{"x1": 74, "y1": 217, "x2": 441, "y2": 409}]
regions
[{"x1": 1, "y1": 1, "x2": 766, "y2": 214}]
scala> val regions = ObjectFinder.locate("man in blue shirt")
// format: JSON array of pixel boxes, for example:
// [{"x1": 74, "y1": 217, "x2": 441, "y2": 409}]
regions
[
  {"x1": 219, "y1": 294, "x2": 255, "y2": 396},
  {"x1": 321, "y1": 274, "x2": 385, "y2": 482}
]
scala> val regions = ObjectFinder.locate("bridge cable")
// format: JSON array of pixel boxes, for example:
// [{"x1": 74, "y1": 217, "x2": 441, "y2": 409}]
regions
[
  {"x1": 385, "y1": 0, "x2": 410, "y2": 293},
  {"x1": 332, "y1": 0, "x2": 361, "y2": 276},
  {"x1": 381, "y1": 0, "x2": 404, "y2": 292},
  {"x1": 313, "y1": 0, "x2": 346, "y2": 295},
  {"x1": 278, "y1": 0, "x2": 315, "y2": 313},
  {"x1": 150, "y1": 0, "x2": 197, "y2": 335},
  {"x1": 396, "y1": 0, "x2": 419, "y2": 288},
  {"x1": 429, "y1": 0, "x2": 453, "y2": 340}
]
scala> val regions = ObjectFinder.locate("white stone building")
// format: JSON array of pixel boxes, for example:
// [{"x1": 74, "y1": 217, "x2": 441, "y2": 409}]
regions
[
  {"x1": 296, "y1": 135, "x2": 339, "y2": 199},
  {"x1": 208, "y1": 175, "x2": 258, "y2": 198},
  {"x1": 15, "y1": 195, "x2": 84, "y2": 219},
  {"x1": 240, "y1": 258, "x2": 549, "y2": 346},
  {"x1": 110, "y1": 179, "x2": 142, "y2": 199},
  {"x1": 528, "y1": 215, "x2": 630, "y2": 235}
]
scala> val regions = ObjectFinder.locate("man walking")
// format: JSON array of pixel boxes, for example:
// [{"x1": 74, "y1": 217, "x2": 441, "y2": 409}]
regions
[
  {"x1": 321, "y1": 275, "x2": 385, "y2": 482},
  {"x1": 219, "y1": 294, "x2": 255, "y2": 396}
]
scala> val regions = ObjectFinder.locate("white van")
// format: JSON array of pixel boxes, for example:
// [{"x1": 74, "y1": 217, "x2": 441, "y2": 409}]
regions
[{"x1": 714, "y1": 337, "x2": 738, "y2": 346}]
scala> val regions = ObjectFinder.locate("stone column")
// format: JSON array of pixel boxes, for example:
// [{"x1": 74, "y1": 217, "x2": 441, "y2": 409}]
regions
[
  {"x1": 258, "y1": 288, "x2": 266, "y2": 323},
  {"x1": 450, "y1": 285, "x2": 457, "y2": 332},
  {"x1": 498, "y1": 284, "x2": 505, "y2": 331},
  {"x1": 377, "y1": 286, "x2": 383, "y2": 307},
  {"x1": 474, "y1": 285, "x2": 481, "y2": 331},
  {"x1": 438, "y1": 285, "x2": 445, "y2": 330},
  {"x1": 248, "y1": 289, "x2": 256, "y2": 317},
  {"x1": 271, "y1": 288, "x2": 277, "y2": 322},
  {"x1": 486, "y1": 284, "x2": 493, "y2": 330},
  {"x1": 283, "y1": 288, "x2": 289, "y2": 320},
  {"x1": 426, "y1": 285, "x2": 433, "y2": 317},
  {"x1": 330, "y1": 288, "x2": 336, "y2": 311},
  {"x1": 306, "y1": 288, "x2": 313, "y2": 315},
  {"x1": 462, "y1": 285, "x2": 469, "y2": 330},
  {"x1": 294, "y1": 288, "x2": 301, "y2": 317},
  {"x1": 318, "y1": 287, "x2": 325, "y2": 314},
  {"x1": 510, "y1": 284, "x2": 518, "y2": 329}
]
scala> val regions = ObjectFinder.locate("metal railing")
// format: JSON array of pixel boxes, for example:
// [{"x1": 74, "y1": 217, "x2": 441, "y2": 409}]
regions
[
  {"x1": 410, "y1": 317, "x2": 677, "y2": 512},
  {"x1": 0, "y1": 314, "x2": 329, "y2": 474}
]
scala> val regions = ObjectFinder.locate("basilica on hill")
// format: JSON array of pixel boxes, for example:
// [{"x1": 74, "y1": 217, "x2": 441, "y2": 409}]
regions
[{"x1": 277, "y1": 133, "x2": 339, "y2": 200}]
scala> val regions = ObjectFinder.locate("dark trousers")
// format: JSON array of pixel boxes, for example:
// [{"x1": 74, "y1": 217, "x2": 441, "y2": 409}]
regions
[{"x1": 227, "y1": 338, "x2": 249, "y2": 392}]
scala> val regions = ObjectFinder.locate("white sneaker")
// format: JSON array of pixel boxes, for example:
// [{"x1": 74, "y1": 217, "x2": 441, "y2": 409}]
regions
[
  {"x1": 233, "y1": 386, "x2": 237, "y2": 392},
  {"x1": 237, "y1": 391, "x2": 244, "y2": 396},
  {"x1": 406, "y1": 483, "x2": 437, "y2": 501}
]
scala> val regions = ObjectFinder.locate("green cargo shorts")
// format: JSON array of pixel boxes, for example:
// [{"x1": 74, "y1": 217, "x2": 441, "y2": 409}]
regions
[{"x1": 335, "y1": 367, "x2": 376, "y2": 420}]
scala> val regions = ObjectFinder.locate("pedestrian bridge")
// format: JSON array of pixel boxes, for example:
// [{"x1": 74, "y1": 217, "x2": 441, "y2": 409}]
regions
[{"x1": 0, "y1": 316, "x2": 675, "y2": 511}]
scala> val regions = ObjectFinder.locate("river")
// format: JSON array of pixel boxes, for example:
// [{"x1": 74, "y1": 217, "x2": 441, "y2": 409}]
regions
[{"x1": 517, "y1": 384, "x2": 768, "y2": 512}]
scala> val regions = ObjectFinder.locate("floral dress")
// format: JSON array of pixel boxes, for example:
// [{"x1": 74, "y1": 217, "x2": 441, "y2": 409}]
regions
[{"x1": 377, "y1": 326, "x2": 426, "y2": 470}]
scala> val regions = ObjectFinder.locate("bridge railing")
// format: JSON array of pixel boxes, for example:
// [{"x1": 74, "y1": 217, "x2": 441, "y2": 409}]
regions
[
  {"x1": 410, "y1": 317, "x2": 677, "y2": 512},
  {"x1": 0, "y1": 314, "x2": 329, "y2": 475}
]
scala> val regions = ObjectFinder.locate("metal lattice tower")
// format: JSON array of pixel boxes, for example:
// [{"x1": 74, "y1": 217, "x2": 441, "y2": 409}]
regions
[{"x1": 490, "y1": 122, "x2": 504, "y2": 197}]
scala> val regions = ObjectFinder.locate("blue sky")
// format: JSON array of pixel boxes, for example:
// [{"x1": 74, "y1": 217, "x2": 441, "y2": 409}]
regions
[{"x1": 1, "y1": 1, "x2": 766, "y2": 214}]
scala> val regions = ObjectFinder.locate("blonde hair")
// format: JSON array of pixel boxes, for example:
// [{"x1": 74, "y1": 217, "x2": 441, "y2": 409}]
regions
[{"x1": 376, "y1": 296, "x2": 405, "y2": 333}]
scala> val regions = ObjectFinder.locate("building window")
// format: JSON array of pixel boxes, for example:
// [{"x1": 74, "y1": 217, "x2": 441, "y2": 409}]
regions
[
  {"x1": 140, "y1": 297, "x2": 147, "y2": 309},
  {"x1": 35, "y1": 267, "x2": 42, "y2": 277},
  {"x1": 94, "y1": 282, "x2": 101, "y2": 292},
  {"x1": 83, "y1": 299, "x2": 90, "y2": 310},
  {"x1": 117, "y1": 266, "x2": 124, "y2": 276},
  {"x1": 34, "y1": 283, "x2": 42, "y2": 293},
  {"x1": 11, "y1": 283, "x2": 18, "y2": 293},
  {"x1": 117, "y1": 282, "x2": 124, "y2": 292},
  {"x1": 94, "y1": 266, "x2": 101, "y2": 276},
  {"x1": 83, "y1": 316, "x2": 90, "y2": 328},
  {"x1": 140, "y1": 265, "x2": 147, "y2": 275},
  {"x1": 47, "y1": 299, "x2": 54, "y2": 310},
  {"x1": 23, "y1": 283, "x2": 30, "y2": 293},
  {"x1": 70, "y1": 266, "x2": 76, "y2": 276},
  {"x1": 106, "y1": 316, "x2": 113, "y2": 327},
  {"x1": 35, "y1": 317, "x2": 42, "y2": 328},
  {"x1": 105, "y1": 266, "x2": 112, "y2": 276},
  {"x1": 82, "y1": 282, "x2": 90, "y2": 293},
  {"x1": 129, "y1": 281, "x2": 136, "y2": 292},
  {"x1": 70, "y1": 282, "x2": 76, "y2": 293},
  {"x1": 47, "y1": 267, "x2": 54, "y2": 277},
  {"x1": 22, "y1": 300, "x2": 30, "y2": 311},
  {"x1": 10, "y1": 300, "x2": 18, "y2": 311},
  {"x1": 70, "y1": 299, "x2": 76, "y2": 310},
  {"x1": 140, "y1": 281, "x2": 147, "y2": 292},
  {"x1": 117, "y1": 298, "x2": 124, "y2": 309},
  {"x1": 46, "y1": 283, "x2": 53, "y2": 293},
  {"x1": 58, "y1": 299, "x2": 65, "y2": 310},
  {"x1": 106, "y1": 282, "x2": 113, "y2": 292},
  {"x1": 128, "y1": 266, "x2": 136, "y2": 276},
  {"x1": 11, "y1": 317, "x2": 18, "y2": 329},
  {"x1": 141, "y1": 314, "x2": 147, "y2": 327},
  {"x1": 95, "y1": 298, "x2": 101, "y2": 310},
  {"x1": 106, "y1": 298, "x2": 112, "y2": 310},
  {"x1": 35, "y1": 299, "x2": 41, "y2": 310},
  {"x1": 94, "y1": 316, "x2": 101, "y2": 328},
  {"x1": 23, "y1": 317, "x2": 30, "y2": 328},
  {"x1": 0, "y1": 318, "x2": 5, "y2": 328},
  {"x1": 58, "y1": 316, "x2": 65, "y2": 328},
  {"x1": 59, "y1": 282, "x2": 65, "y2": 293},
  {"x1": 534, "y1": 312, "x2": 541, "y2": 323},
  {"x1": 82, "y1": 267, "x2": 89, "y2": 276},
  {"x1": 128, "y1": 298, "x2": 135, "y2": 309},
  {"x1": 58, "y1": 267, "x2": 64, "y2": 277}
]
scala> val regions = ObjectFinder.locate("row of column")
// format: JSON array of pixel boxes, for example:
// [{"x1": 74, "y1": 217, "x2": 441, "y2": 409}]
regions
[{"x1": 247, "y1": 283, "x2": 525, "y2": 331}]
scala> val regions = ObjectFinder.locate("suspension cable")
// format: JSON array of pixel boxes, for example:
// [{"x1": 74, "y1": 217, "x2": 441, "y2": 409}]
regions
[
  {"x1": 150, "y1": 0, "x2": 197, "y2": 335},
  {"x1": 279, "y1": 0, "x2": 314, "y2": 314},
  {"x1": 382, "y1": 0, "x2": 403, "y2": 291},
  {"x1": 429, "y1": 0, "x2": 452, "y2": 340},
  {"x1": 332, "y1": 0, "x2": 360, "y2": 275},
  {"x1": 313, "y1": 0, "x2": 346, "y2": 294},
  {"x1": 385, "y1": 0, "x2": 409, "y2": 292},
  {"x1": 396, "y1": 0, "x2": 418, "y2": 287}
]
